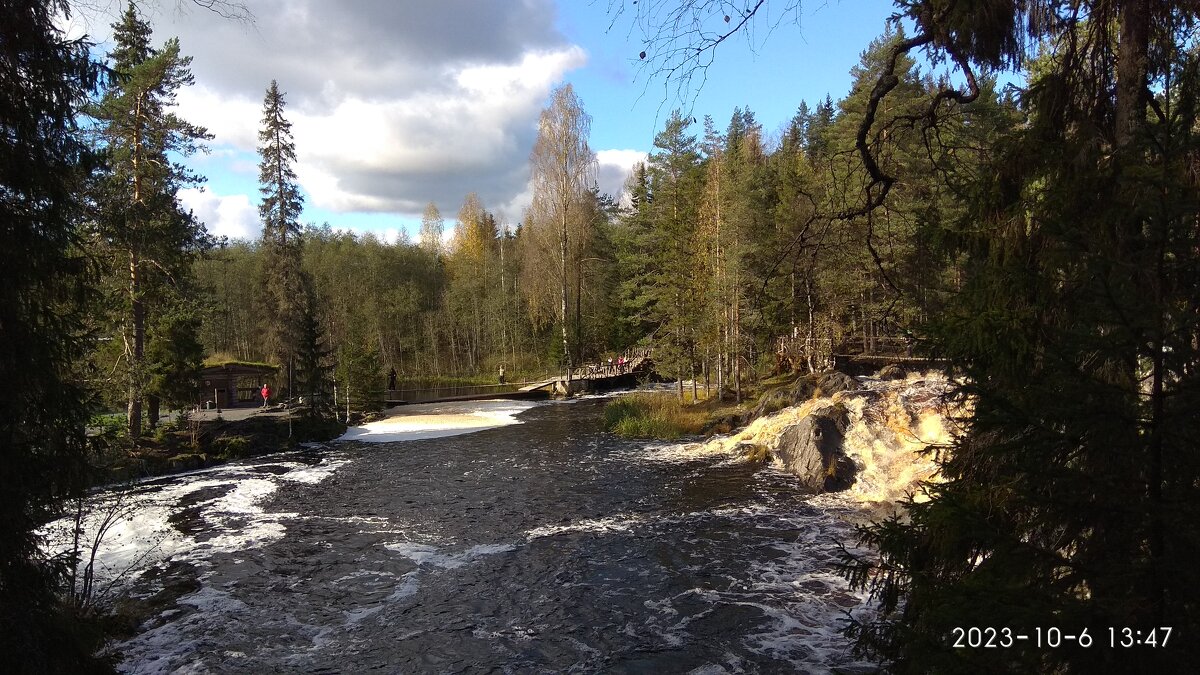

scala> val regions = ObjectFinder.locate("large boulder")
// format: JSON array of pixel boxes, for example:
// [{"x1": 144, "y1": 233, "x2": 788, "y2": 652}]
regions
[
  {"x1": 773, "y1": 403, "x2": 857, "y2": 492},
  {"x1": 791, "y1": 370, "x2": 861, "y2": 402}
]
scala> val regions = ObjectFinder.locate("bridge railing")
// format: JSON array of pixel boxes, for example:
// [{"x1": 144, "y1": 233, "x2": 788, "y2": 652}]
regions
[
  {"x1": 387, "y1": 381, "x2": 535, "y2": 403},
  {"x1": 567, "y1": 348, "x2": 653, "y2": 380}
]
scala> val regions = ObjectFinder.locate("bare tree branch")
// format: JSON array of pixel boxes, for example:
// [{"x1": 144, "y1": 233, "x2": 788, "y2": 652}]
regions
[{"x1": 609, "y1": 0, "x2": 801, "y2": 119}]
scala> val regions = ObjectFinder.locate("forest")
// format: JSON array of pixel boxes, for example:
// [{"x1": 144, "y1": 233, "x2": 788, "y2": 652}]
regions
[
  {"x1": 192, "y1": 28, "x2": 959, "y2": 414},
  {"x1": 4, "y1": 0, "x2": 1199, "y2": 672}
]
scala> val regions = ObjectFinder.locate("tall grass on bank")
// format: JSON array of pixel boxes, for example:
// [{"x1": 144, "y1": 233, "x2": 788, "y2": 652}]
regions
[{"x1": 603, "y1": 392, "x2": 708, "y2": 439}]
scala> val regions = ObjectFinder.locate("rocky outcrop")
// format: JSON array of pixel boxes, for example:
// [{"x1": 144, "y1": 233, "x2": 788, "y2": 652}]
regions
[
  {"x1": 773, "y1": 403, "x2": 856, "y2": 492},
  {"x1": 702, "y1": 371, "x2": 954, "y2": 501},
  {"x1": 792, "y1": 370, "x2": 861, "y2": 402},
  {"x1": 750, "y1": 370, "x2": 862, "y2": 422}
]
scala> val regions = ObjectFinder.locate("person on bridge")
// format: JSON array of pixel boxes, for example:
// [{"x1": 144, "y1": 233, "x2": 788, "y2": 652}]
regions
[
  {"x1": 261, "y1": 383, "x2": 271, "y2": 408},
  {"x1": 498, "y1": 364, "x2": 506, "y2": 384}
]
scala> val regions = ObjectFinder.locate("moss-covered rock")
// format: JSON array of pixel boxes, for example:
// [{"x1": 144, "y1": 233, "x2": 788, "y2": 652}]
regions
[
  {"x1": 738, "y1": 441, "x2": 771, "y2": 465},
  {"x1": 214, "y1": 435, "x2": 250, "y2": 459},
  {"x1": 166, "y1": 453, "x2": 206, "y2": 472}
]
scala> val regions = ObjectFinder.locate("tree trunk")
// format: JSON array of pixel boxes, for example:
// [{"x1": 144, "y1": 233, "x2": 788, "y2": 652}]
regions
[
  {"x1": 127, "y1": 249, "x2": 143, "y2": 439},
  {"x1": 560, "y1": 213, "x2": 571, "y2": 382},
  {"x1": 147, "y1": 394, "x2": 160, "y2": 430},
  {"x1": 733, "y1": 297, "x2": 742, "y2": 403},
  {"x1": 805, "y1": 275, "x2": 816, "y2": 373},
  {"x1": 1115, "y1": 0, "x2": 1149, "y2": 152}
]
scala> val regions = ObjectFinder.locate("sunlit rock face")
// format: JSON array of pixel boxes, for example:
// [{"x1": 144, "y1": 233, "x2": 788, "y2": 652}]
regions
[{"x1": 708, "y1": 371, "x2": 958, "y2": 504}]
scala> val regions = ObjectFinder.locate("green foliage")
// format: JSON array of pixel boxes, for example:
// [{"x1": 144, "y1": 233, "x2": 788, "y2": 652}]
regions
[
  {"x1": 146, "y1": 303, "x2": 204, "y2": 412},
  {"x1": 602, "y1": 393, "x2": 708, "y2": 439},
  {"x1": 294, "y1": 277, "x2": 334, "y2": 421},
  {"x1": 336, "y1": 324, "x2": 385, "y2": 416},
  {"x1": 0, "y1": 0, "x2": 112, "y2": 669},
  {"x1": 258, "y1": 80, "x2": 306, "y2": 387},
  {"x1": 837, "y1": 5, "x2": 1200, "y2": 674},
  {"x1": 214, "y1": 434, "x2": 250, "y2": 459},
  {"x1": 88, "y1": 1, "x2": 211, "y2": 439}
]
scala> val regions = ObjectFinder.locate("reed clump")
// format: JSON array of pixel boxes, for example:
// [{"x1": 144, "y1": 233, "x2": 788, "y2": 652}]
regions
[{"x1": 603, "y1": 392, "x2": 710, "y2": 439}]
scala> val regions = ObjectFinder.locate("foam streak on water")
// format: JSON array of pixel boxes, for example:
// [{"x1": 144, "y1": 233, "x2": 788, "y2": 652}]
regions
[{"x1": 337, "y1": 399, "x2": 540, "y2": 443}]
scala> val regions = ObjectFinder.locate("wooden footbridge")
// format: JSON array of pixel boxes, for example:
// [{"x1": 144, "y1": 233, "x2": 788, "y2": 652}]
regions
[
  {"x1": 518, "y1": 350, "x2": 655, "y2": 397},
  {"x1": 384, "y1": 349, "x2": 655, "y2": 405}
]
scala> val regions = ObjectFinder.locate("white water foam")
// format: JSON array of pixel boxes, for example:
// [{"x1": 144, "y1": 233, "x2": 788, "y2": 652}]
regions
[
  {"x1": 337, "y1": 399, "x2": 539, "y2": 443},
  {"x1": 41, "y1": 453, "x2": 352, "y2": 594},
  {"x1": 525, "y1": 513, "x2": 649, "y2": 539},
  {"x1": 384, "y1": 540, "x2": 518, "y2": 569}
]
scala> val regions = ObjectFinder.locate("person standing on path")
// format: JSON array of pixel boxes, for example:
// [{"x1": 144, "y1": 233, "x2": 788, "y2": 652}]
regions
[{"x1": 261, "y1": 383, "x2": 271, "y2": 408}]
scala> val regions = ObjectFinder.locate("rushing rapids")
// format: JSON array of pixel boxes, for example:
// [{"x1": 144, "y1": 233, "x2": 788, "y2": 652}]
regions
[
  {"x1": 46, "y1": 374, "x2": 954, "y2": 673},
  {"x1": 703, "y1": 371, "x2": 957, "y2": 505}
]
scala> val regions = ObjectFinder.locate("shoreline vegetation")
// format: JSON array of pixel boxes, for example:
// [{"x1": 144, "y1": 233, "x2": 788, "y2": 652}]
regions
[{"x1": 85, "y1": 410, "x2": 347, "y2": 488}]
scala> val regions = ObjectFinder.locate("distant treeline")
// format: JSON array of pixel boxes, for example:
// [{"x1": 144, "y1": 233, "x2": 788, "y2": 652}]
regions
[{"x1": 187, "y1": 27, "x2": 977, "y2": 409}]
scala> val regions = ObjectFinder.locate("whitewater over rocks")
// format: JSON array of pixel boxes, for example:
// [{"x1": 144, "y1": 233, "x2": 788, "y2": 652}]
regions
[
  {"x1": 693, "y1": 371, "x2": 958, "y2": 505},
  {"x1": 42, "y1": 373, "x2": 957, "y2": 672}
]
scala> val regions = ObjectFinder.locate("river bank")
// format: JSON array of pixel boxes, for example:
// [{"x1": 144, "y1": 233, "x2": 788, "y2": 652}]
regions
[{"x1": 90, "y1": 410, "x2": 346, "y2": 486}]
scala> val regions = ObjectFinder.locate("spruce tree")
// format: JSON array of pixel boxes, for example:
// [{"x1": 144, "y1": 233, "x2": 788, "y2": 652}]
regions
[
  {"x1": 0, "y1": 0, "x2": 111, "y2": 668},
  {"x1": 644, "y1": 111, "x2": 704, "y2": 398},
  {"x1": 294, "y1": 276, "x2": 333, "y2": 422},
  {"x1": 839, "y1": 4, "x2": 1200, "y2": 673},
  {"x1": 258, "y1": 79, "x2": 305, "y2": 397},
  {"x1": 612, "y1": 162, "x2": 657, "y2": 348}
]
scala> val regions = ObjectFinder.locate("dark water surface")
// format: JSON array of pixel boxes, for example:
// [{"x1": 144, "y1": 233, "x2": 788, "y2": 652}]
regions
[{"x1": 104, "y1": 399, "x2": 872, "y2": 673}]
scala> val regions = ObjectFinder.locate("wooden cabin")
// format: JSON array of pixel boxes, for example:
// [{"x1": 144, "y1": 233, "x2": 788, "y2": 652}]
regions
[{"x1": 200, "y1": 362, "x2": 279, "y2": 410}]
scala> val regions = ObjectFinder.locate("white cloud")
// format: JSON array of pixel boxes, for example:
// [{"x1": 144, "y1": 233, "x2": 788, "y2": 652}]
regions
[
  {"x1": 180, "y1": 188, "x2": 260, "y2": 241},
  {"x1": 69, "y1": 1, "x2": 608, "y2": 230},
  {"x1": 109, "y1": 0, "x2": 589, "y2": 225},
  {"x1": 596, "y1": 149, "x2": 647, "y2": 205}
]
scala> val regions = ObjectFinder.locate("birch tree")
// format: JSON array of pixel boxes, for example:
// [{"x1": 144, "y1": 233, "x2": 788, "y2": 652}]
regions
[{"x1": 528, "y1": 84, "x2": 597, "y2": 379}]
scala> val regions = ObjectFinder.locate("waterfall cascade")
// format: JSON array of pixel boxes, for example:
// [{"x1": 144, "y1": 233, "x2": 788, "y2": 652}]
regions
[{"x1": 705, "y1": 371, "x2": 961, "y2": 506}]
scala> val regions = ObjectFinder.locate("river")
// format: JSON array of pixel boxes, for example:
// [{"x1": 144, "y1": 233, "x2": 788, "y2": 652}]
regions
[{"x1": 59, "y1": 396, "x2": 880, "y2": 673}]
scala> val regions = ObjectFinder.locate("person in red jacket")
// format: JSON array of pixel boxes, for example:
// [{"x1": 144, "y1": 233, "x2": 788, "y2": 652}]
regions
[{"x1": 261, "y1": 383, "x2": 271, "y2": 408}]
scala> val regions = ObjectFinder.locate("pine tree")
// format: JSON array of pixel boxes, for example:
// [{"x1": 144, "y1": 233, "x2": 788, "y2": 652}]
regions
[
  {"x1": 258, "y1": 79, "x2": 305, "y2": 397},
  {"x1": 90, "y1": 1, "x2": 210, "y2": 439},
  {"x1": 1, "y1": 0, "x2": 111, "y2": 667}
]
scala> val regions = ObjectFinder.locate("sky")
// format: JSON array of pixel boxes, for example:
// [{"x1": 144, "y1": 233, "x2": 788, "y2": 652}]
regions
[{"x1": 62, "y1": 0, "x2": 902, "y2": 243}]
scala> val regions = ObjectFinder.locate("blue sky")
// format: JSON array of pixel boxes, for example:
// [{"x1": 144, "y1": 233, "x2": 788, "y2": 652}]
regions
[{"x1": 66, "y1": 0, "x2": 902, "y2": 243}]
